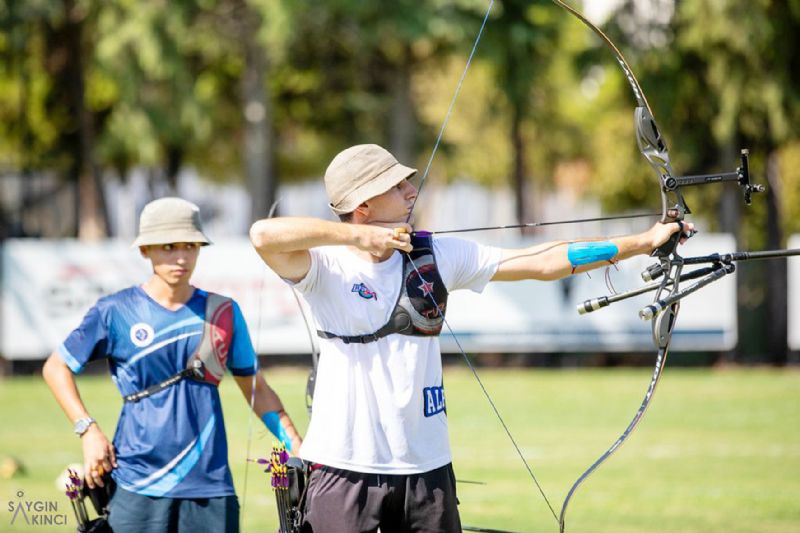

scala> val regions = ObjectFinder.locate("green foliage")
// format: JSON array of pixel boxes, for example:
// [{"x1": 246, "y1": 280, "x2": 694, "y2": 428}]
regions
[
  {"x1": 1, "y1": 0, "x2": 798, "y2": 232},
  {"x1": 670, "y1": 0, "x2": 800, "y2": 247},
  {"x1": 0, "y1": 1, "x2": 65, "y2": 171},
  {"x1": 91, "y1": 0, "x2": 243, "y2": 178},
  {"x1": 269, "y1": 0, "x2": 482, "y2": 179},
  {"x1": 779, "y1": 141, "x2": 800, "y2": 236}
]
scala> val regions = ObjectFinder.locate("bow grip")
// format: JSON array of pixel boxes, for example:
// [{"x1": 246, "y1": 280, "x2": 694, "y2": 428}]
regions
[{"x1": 651, "y1": 221, "x2": 683, "y2": 258}]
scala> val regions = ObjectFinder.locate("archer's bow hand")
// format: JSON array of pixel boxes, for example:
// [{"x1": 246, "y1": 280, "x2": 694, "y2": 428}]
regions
[{"x1": 647, "y1": 221, "x2": 696, "y2": 252}]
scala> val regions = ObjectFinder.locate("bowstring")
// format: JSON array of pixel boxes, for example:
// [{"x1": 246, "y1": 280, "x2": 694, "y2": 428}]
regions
[
  {"x1": 400, "y1": 0, "x2": 560, "y2": 522},
  {"x1": 405, "y1": 254, "x2": 559, "y2": 524},
  {"x1": 406, "y1": 0, "x2": 495, "y2": 223},
  {"x1": 242, "y1": 199, "x2": 282, "y2": 527},
  {"x1": 241, "y1": 268, "x2": 266, "y2": 530}
]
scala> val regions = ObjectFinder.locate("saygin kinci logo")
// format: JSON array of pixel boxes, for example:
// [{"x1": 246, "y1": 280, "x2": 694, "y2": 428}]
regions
[{"x1": 7, "y1": 490, "x2": 68, "y2": 526}]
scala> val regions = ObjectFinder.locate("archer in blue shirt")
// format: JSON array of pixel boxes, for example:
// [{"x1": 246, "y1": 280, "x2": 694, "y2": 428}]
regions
[{"x1": 43, "y1": 197, "x2": 302, "y2": 532}]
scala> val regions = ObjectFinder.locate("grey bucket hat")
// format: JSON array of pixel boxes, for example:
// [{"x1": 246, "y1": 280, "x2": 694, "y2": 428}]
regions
[
  {"x1": 324, "y1": 144, "x2": 417, "y2": 215},
  {"x1": 132, "y1": 197, "x2": 212, "y2": 247}
]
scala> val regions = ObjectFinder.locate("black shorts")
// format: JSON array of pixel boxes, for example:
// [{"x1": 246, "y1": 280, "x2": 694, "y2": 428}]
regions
[{"x1": 301, "y1": 463, "x2": 461, "y2": 533}]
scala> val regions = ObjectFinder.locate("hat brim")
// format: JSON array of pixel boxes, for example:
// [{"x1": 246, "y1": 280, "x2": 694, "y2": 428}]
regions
[
  {"x1": 330, "y1": 162, "x2": 417, "y2": 215},
  {"x1": 132, "y1": 230, "x2": 213, "y2": 248}
]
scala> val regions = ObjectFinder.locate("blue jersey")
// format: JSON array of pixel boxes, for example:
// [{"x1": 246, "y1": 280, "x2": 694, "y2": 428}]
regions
[{"x1": 58, "y1": 286, "x2": 257, "y2": 498}]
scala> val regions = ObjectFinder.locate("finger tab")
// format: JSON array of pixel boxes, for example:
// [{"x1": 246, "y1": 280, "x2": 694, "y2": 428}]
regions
[{"x1": 393, "y1": 227, "x2": 409, "y2": 239}]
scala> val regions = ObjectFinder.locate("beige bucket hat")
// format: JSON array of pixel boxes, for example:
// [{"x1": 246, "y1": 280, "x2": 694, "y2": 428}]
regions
[
  {"x1": 324, "y1": 144, "x2": 417, "y2": 215},
  {"x1": 132, "y1": 197, "x2": 212, "y2": 247}
]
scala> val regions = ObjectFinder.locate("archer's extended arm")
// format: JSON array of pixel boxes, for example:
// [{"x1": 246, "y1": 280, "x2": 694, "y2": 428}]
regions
[{"x1": 491, "y1": 222, "x2": 692, "y2": 282}]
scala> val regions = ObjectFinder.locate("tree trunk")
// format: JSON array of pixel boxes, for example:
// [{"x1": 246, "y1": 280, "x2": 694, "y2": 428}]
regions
[
  {"x1": 58, "y1": 0, "x2": 107, "y2": 239},
  {"x1": 764, "y1": 150, "x2": 787, "y2": 364},
  {"x1": 389, "y1": 46, "x2": 415, "y2": 165},
  {"x1": 717, "y1": 142, "x2": 741, "y2": 236},
  {"x1": 510, "y1": 105, "x2": 528, "y2": 227},
  {"x1": 165, "y1": 145, "x2": 183, "y2": 193},
  {"x1": 242, "y1": 11, "x2": 275, "y2": 220},
  {"x1": 718, "y1": 142, "x2": 742, "y2": 362}
]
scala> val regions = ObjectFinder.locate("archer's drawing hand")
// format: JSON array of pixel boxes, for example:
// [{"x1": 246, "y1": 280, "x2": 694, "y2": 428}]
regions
[
  {"x1": 647, "y1": 221, "x2": 696, "y2": 250},
  {"x1": 81, "y1": 425, "x2": 117, "y2": 489},
  {"x1": 354, "y1": 223, "x2": 413, "y2": 255}
]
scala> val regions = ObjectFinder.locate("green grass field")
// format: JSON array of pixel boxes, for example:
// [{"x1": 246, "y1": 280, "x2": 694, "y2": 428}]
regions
[{"x1": 1, "y1": 366, "x2": 798, "y2": 532}]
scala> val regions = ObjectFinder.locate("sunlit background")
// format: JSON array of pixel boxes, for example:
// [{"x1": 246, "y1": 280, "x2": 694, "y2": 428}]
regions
[{"x1": 1, "y1": 1, "x2": 799, "y2": 531}]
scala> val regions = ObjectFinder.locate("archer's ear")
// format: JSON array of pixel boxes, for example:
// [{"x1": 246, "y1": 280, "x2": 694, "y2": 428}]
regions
[
  {"x1": 352, "y1": 203, "x2": 370, "y2": 223},
  {"x1": 138, "y1": 245, "x2": 149, "y2": 258}
]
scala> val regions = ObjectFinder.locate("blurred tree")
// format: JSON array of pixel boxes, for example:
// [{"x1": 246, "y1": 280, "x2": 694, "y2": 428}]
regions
[
  {"x1": 93, "y1": 1, "x2": 231, "y2": 189},
  {"x1": 214, "y1": 0, "x2": 287, "y2": 219},
  {"x1": 271, "y1": 0, "x2": 476, "y2": 180},
  {"x1": 674, "y1": 0, "x2": 800, "y2": 363},
  {"x1": 478, "y1": 0, "x2": 567, "y2": 225},
  {"x1": 0, "y1": 0, "x2": 108, "y2": 238},
  {"x1": 240, "y1": 0, "x2": 275, "y2": 219},
  {"x1": 0, "y1": 0, "x2": 59, "y2": 236},
  {"x1": 57, "y1": 0, "x2": 107, "y2": 239},
  {"x1": 576, "y1": 0, "x2": 800, "y2": 363}
]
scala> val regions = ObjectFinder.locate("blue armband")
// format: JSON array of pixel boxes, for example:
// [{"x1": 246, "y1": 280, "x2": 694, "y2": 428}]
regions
[
  {"x1": 567, "y1": 241, "x2": 619, "y2": 267},
  {"x1": 261, "y1": 410, "x2": 292, "y2": 452}
]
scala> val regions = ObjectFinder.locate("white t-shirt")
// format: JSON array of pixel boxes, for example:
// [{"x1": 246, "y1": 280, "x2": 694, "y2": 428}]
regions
[{"x1": 290, "y1": 236, "x2": 501, "y2": 474}]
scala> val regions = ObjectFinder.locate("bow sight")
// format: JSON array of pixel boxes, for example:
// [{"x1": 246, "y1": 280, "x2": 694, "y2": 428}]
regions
[
  {"x1": 577, "y1": 148, "x2": 800, "y2": 325},
  {"x1": 576, "y1": 146, "x2": 788, "y2": 322},
  {"x1": 665, "y1": 149, "x2": 764, "y2": 205}
]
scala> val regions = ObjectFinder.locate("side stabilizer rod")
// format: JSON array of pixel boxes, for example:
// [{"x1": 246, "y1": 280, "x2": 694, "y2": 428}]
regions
[
  {"x1": 642, "y1": 247, "x2": 800, "y2": 282},
  {"x1": 639, "y1": 264, "x2": 735, "y2": 320},
  {"x1": 577, "y1": 265, "x2": 720, "y2": 315}
]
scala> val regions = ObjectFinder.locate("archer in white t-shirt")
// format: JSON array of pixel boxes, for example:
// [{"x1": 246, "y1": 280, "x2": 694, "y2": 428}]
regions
[{"x1": 249, "y1": 144, "x2": 692, "y2": 533}]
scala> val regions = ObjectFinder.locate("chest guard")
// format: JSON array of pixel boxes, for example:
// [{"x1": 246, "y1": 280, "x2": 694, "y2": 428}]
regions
[
  {"x1": 189, "y1": 293, "x2": 234, "y2": 385},
  {"x1": 124, "y1": 292, "x2": 233, "y2": 403},
  {"x1": 317, "y1": 233, "x2": 449, "y2": 344}
]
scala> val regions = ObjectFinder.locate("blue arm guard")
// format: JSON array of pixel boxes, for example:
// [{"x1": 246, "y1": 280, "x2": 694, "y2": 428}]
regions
[
  {"x1": 261, "y1": 410, "x2": 292, "y2": 452},
  {"x1": 567, "y1": 241, "x2": 619, "y2": 267}
]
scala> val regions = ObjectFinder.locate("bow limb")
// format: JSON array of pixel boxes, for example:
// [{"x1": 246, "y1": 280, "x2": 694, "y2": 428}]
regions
[
  {"x1": 290, "y1": 287, "x2": 320, "y2": 417},
  {"x1": 551, "y1": 2, "x2": 688, "y2": 530}
]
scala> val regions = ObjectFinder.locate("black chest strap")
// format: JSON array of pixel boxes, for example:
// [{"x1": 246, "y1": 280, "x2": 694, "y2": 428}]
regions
[
  {"x1": 316, "y1": 233, "x2": 448, "y2": 344},
  {"x1": 123, "y1": 360, "x2": 205, "y2": 403},
  {"x1": 122, "y1": 293, "x2": 233, "y2": 403}
]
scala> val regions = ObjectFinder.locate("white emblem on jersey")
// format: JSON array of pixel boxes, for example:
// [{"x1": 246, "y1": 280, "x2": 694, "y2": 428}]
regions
[{"x1": 130, "y1": 323, "x2": 155, "y2": 347}]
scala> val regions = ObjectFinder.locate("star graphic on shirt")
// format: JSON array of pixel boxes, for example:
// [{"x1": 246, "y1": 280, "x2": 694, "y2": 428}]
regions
[{"x1": 418, "y1": 279, "x2": 435, "y2": 297}]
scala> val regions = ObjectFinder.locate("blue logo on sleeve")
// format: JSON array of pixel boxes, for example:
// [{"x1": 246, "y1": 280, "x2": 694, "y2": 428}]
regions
[{"x1": 423, "y1": 386, "x2": 446, "y2": 417}]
